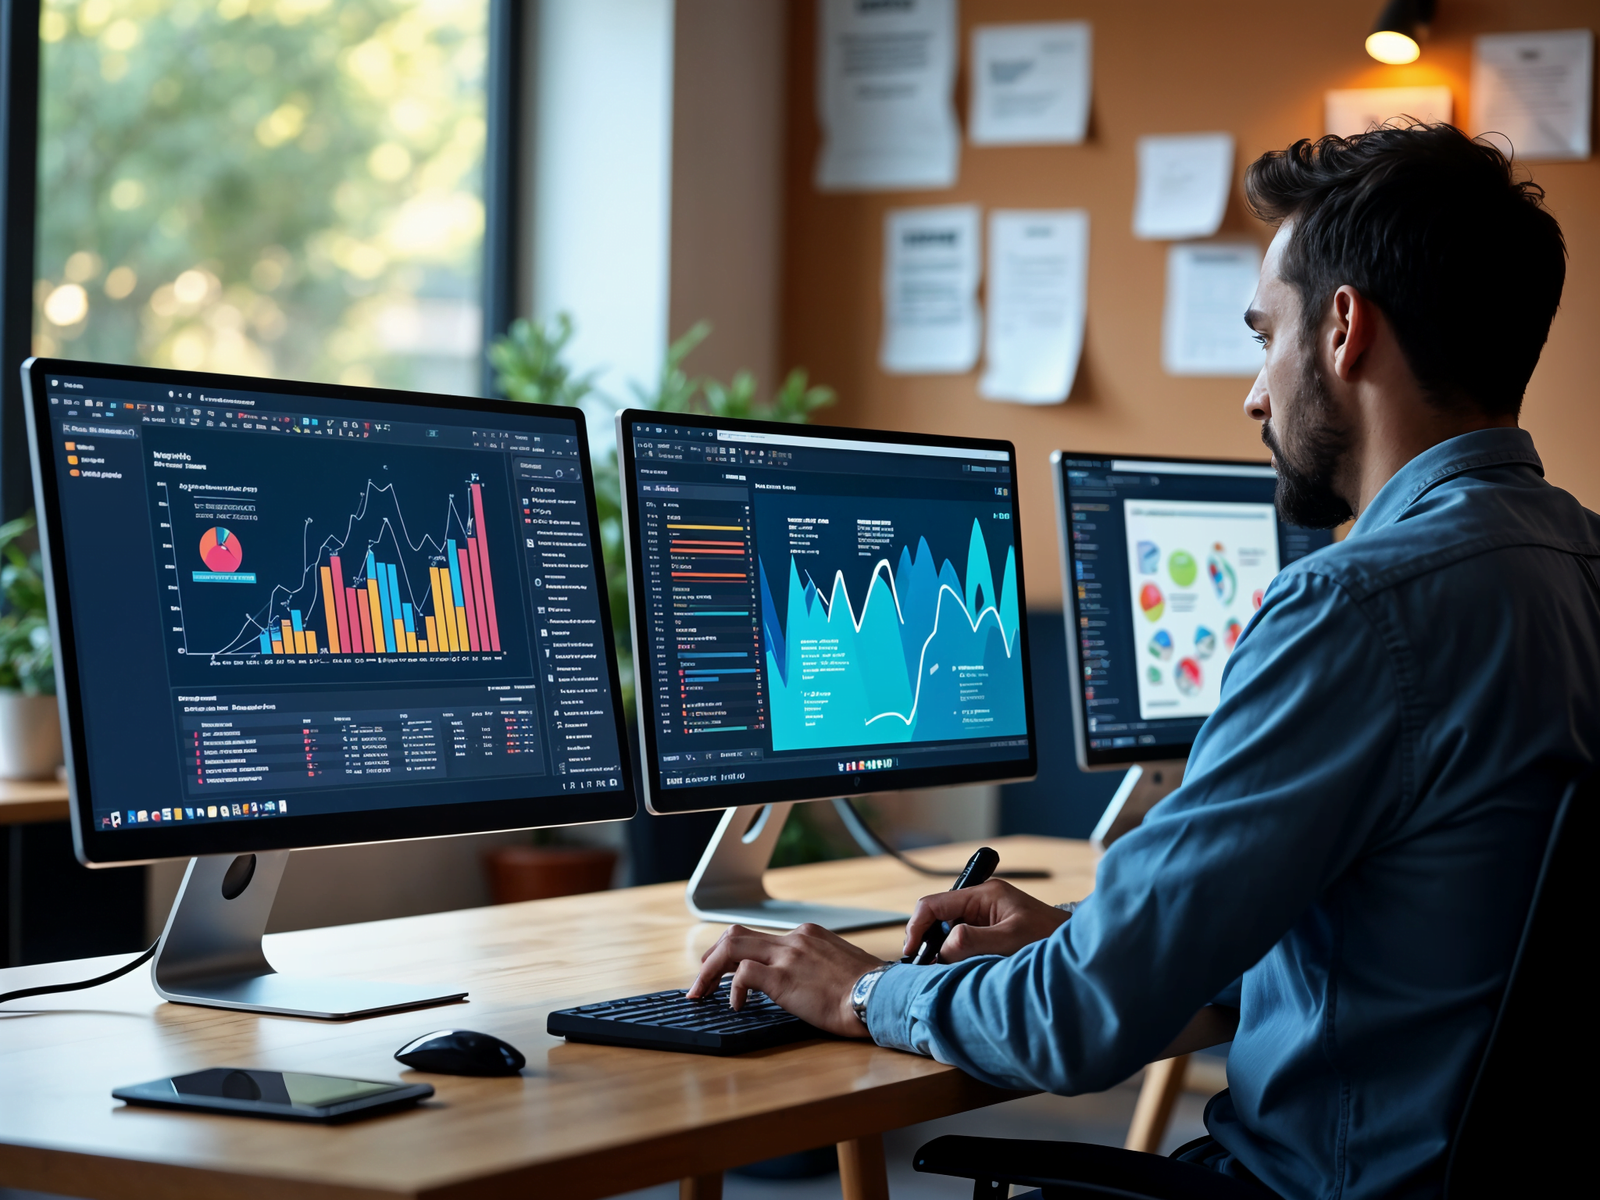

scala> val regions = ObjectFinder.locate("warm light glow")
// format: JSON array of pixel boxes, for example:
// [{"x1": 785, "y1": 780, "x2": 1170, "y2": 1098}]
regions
[{"x1": 1366, "y1": 30, "x2": 1421, "y2": 64}]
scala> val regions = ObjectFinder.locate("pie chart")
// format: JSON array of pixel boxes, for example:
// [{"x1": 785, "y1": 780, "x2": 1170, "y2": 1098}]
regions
[{"x1": 199, "y1": 527, "x2": 243, "y2": 573}]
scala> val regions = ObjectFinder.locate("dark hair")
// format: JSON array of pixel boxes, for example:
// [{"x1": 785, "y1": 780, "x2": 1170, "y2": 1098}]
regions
[{"x1": 1244, "y1": 123, "x2": 1566, "y2": 418}]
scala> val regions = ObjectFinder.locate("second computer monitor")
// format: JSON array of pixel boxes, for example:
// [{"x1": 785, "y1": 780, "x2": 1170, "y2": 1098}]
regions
[
  {"x1": 618, "y1": 411, "x2": 1037, "y2": 815},
  {"x1": 1052, "y1": 452, "x2": 1335, "y2": 771}
]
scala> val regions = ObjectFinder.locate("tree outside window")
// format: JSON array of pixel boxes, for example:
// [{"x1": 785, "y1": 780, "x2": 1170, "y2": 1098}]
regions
[{"x1": 34, "y1": 0, "x2": 488, "y2": 396}]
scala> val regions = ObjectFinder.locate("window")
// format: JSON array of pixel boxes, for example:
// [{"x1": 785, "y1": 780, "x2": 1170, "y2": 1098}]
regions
[{"x1": 33, "y1": 0, "x2": 491, "y2": 396}]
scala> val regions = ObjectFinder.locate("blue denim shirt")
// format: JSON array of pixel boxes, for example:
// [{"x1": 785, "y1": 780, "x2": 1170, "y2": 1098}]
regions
[{"x1": 866, "y1": 429, "x2": 1600, "y2": 1200}]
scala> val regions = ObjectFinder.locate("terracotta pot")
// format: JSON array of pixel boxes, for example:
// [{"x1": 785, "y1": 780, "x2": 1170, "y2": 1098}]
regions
[
  {"x1": 0, "y1": 691, "x2": 63, "y2": 781},
  {"x1": 484, "y1": 844, "x2": 618, "y2": 904}
]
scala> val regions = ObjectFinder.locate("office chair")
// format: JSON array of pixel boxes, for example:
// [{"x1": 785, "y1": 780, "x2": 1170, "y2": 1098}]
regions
[{"x1": 913, "y1": 770, "x2": 1592, "y2": 1199}]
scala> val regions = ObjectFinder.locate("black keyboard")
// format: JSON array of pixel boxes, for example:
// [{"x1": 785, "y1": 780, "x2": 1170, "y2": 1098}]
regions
[{"x1": 547, "y1": 982, "x2": 821, "y2": 1055}]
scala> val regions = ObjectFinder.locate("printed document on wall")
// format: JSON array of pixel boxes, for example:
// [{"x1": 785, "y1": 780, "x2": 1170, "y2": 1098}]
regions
[
  {"x1": 1162, "y1": 243, "x2": 1262, "y2": 377},
  {"x1": 1324, "y1": 86, "x2": 1452, "y2": 136},
  {"x1": 980, "y1": 210, "x2": 1088, "y2": 404},
  {"x1": 1471, "y1": 30, "x2": 1593, "y2": 161},
  {"x1": 1133, "y1": 133, "x2": 1233, "y2": 240},
  {"x1": 1124, "y1": 499, "x2": 1278, "y2": 721},
  {"x1": 816, "y1": 0, "x2": 959, "y2": 191},
  {"x1": 969, "y1": 22, "x2": 1092, "y2": 146},
  {"x1": 881, "y1": 205, "x2": 981, "y2": 375}
]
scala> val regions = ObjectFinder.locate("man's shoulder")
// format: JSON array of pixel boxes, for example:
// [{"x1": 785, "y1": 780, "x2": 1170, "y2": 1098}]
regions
[{"x1": 1280, "y1": 473, "x2": 1600, "y2": 605}]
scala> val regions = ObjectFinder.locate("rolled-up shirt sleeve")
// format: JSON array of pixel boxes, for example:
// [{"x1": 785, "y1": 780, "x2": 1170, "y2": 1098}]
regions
[{"x1": 861, "y1": 568, "x2": 1403, "y2": 1095}]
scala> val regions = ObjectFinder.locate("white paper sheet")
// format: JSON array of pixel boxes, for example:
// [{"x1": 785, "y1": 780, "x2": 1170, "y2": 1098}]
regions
[
  {"x1": 1123, "y1": 499, "x2": 1278, "y2": 721},
  {"x1": 1471, "y1": 30, "x2": 1593, "y2": 162},
  {"x1": 980, "y1": 210, "x2": 1089, "y2": 404},
  {"x1": 1162, "y1": 242, "x2": 1263, "y2": 377},
  {"x1": 880, "y1": 205, "x2": 981, "y2": 374},
  {"x1": 815, "y1": 0, "x2": 959, "y2": 192},
  {"x1": 1133, "y1": 133, "x2": 1234, "y2": 241},
  {"x1": 1324, "y1": 86, "x2": 1453, "y2": 136},
  {"x1": 969, "y1": 21, "x2": 1092, "y2": 146}
]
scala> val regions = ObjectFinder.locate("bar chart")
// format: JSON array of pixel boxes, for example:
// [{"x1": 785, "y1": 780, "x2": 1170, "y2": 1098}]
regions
[{"x1": 253, "y1": 481, "x2": 504, "y2": 657}]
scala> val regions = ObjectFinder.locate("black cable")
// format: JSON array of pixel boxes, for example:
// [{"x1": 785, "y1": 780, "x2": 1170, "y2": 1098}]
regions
[
  {"x1": 0, "y1": 941, "x2": 158, "y2": 1007},
  {"x1": 832, "y1": 798, "x2": 1051, "y2": 880}
]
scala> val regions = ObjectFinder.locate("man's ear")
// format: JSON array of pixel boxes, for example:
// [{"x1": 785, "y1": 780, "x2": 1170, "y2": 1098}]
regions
[{"x1": 1328, "y1": 285, "x2": 1378, "y2": 382}]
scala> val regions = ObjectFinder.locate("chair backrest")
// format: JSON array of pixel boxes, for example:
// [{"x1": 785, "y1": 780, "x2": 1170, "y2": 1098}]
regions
[{"x1": 1442, "y1": 769, "x2": 1591, "y2": 1199}]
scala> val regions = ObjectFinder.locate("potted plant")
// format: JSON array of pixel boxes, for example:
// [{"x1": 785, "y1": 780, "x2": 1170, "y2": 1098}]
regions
[
  {"x1": 0, "y1": 514, "x2": 63, "y2": 780},
  {"x1": 478, "y1": 317, "x2": 839, "y2": 901}
]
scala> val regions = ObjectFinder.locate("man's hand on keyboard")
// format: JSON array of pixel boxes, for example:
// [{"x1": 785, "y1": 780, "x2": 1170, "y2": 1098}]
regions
[
  {"x1": 902, "y1": 879, "x2": 1071, "y2": 962},
  {"x1": 687, "y1": 923, "x2": 883, "y2": 1038}
]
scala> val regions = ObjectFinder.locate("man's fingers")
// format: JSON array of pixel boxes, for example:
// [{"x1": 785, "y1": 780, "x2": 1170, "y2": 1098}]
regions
[
  {"x1": 938, "y1": 920, "x2": 1021, "y2": 962},
  {"x1": 688, "y1": 925, "x2": 781, "y2": 997},
  {"x1": 902, "y1": 883, "x2": 1012, "y2": 953},
  {"x1": 727, "y1": 958, "x2": 780, "y2": 1010}
]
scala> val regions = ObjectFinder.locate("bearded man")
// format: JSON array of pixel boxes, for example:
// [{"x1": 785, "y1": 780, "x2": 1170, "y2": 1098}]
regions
[{"x1": 688, "y1": 124, "x2": 1600, "y2": 1199}]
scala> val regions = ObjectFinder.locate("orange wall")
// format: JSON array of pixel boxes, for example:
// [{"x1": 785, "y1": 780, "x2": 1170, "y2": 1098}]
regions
[{"x1": 779, "y1": 0, "x2": 1600, "y2": 607}]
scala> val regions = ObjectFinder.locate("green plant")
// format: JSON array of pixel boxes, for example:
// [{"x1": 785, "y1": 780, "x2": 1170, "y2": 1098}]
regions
[
  {"x1": 490, "y1": 314, "x2": 836, "y2": 719},
  {"x1": 0, "y1": 514, "x2": 54, "y2": 695}
]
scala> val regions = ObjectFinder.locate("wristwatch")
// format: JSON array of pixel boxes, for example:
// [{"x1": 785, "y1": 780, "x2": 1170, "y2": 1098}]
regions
[{"x1": 850, "y1": 964, "x2": 892, "y2": 1026}]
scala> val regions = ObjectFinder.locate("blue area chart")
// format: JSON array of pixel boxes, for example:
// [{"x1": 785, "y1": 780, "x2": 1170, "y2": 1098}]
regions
[{"x1": 760, "y1": 520, "x2": 1024, "y2": 751}]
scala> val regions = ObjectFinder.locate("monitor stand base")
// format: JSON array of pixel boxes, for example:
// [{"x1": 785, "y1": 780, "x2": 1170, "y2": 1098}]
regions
[
  {"x1": 151, "y1": 852, "x2": 467, "y2": 1020},
  {"x1": 686, "y1": 802, "x2": 907, "y2": 932},
  {"x1": 1090, "y1": 761, "x2": 1186, "y2": 853}
]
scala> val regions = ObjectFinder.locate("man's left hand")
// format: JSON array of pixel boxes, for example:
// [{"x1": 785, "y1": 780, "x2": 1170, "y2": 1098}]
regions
[{"x1": 687, "y1": 923, "x2": 884, "y2": 1038}]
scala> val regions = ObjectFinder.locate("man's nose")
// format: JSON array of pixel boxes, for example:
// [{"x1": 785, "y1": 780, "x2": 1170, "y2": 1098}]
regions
[{"x1": 1244, "y1": 370, "x2": 1270, "y2": 422}]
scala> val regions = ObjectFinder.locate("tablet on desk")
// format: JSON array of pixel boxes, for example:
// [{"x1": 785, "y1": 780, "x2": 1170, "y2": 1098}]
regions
[{"x1": 113, "y1": 1068, "x2": 433, "y2": 1123}]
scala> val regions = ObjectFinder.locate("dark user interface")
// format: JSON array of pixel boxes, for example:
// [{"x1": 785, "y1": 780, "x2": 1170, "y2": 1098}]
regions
[
  {"x1": 42, "y1": 373, "x2": 624, "y2": 833},
  {"x1": 629, "y1": 422, "x2": 1030, "y2": 792},
  {"x1": 1059, "y1": 456, "x2": 1333, "y2": 756}
]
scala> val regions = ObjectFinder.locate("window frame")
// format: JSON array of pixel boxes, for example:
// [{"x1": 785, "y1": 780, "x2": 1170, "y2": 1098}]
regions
[{"x1": 0, "y1": 0, "x2": 523, "y2": 521}]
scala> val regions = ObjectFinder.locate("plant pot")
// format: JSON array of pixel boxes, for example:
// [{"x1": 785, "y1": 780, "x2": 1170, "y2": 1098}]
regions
[
  {"x1": 483, "y1": 844, "x2": 618, "y2": 904},
  {"x1": 0, "y1": 691, "x2": 63, "y2": 781}
]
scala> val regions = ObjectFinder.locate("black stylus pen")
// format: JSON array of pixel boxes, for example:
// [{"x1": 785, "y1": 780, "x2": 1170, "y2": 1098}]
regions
[{"x1": 905, "y1": 846, "x2": 1001, "y2": 966}]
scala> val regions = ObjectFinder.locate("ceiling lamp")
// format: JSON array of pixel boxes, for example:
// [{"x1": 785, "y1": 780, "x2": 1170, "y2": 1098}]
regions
[{"x1": 1366, "y1": 0, "x2": 1436, "y2": 65}]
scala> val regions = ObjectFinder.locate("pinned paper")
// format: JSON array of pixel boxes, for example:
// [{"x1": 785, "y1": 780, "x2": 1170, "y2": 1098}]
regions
[
  {"x1": 1324, "y1": 86, "x2": 1452, "y2": 136},
  {"x1": 815, "y1": 0, "x2": 959, "y2": 192},
  {"x1": 1471, "y1": 30, "x2": 1593, "y2": 161},
  {"x1": 1133, "y1": 133, "x2": 1234, "y2": 241},
  {"x1": 1162, "y1": 243, "x2": 1263, "y2": 377},
  {"x1": 969, "y1": 22, "x2": 1092, "y2": 147},
  {"x1": 880, "y1": 205, "x2": 981, "y2": 375},
  {"x1": 981, "y1": 210, "x2": 1089, "y2": 405}
]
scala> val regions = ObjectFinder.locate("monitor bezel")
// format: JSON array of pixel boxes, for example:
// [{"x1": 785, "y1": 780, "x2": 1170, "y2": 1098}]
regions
[
  {"x1": 618, "y1": 407, "x2": 1038, "y2": 816},
  {"x1": 1052, "y1": 448, "x2": 1281, "y2": 773},
  {"x1": 23, "y1": 357, "x2": 637, "y2": 866}
]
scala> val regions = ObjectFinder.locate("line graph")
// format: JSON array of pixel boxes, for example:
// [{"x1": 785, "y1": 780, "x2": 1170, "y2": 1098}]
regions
[
  {"x1": 161, "y1": 475, "x2": 509, "y2": 662},
  {"x1": 759, "y1": 516, "x2": 1025, "y2": 751}
]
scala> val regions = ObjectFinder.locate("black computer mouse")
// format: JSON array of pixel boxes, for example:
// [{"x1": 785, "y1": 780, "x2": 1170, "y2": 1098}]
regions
[{"x1": 394, "y1": 1029, "x2": 526, "y2": 1077}]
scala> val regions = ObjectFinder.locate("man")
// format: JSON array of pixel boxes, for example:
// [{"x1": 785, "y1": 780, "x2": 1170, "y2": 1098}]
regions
[{"x1": 689, "y1": 123, "x2": 1600, "y2": 1199}]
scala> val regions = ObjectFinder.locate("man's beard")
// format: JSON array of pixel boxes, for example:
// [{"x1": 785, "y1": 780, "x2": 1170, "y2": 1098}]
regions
[{"x1": 1262, "y1": 354, "x2": 1354, "y2": 529}]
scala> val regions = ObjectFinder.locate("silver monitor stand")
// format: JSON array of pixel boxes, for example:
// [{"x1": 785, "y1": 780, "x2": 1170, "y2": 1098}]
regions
[
  {"x1": 686, "y1": 801, "x2": 907, "y2": 932},
  {"x1": 1090, "y1": 760, "x2": 1186, "y2": 853},
  {"x1": 152, "y1": 852, "x2": 467, "y2": 1020}
]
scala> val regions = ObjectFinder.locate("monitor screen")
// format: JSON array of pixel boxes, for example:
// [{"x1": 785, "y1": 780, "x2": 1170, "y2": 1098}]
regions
[
  {"x1": 1053, "y1": 452, "x2": 1335, "y2": 769},
  {"x1": 25, "y1": 360, "x2": 633, "y2": 864},
  {"x1": 618, "y1": 410, "x2": 1036, "y2": 814}
]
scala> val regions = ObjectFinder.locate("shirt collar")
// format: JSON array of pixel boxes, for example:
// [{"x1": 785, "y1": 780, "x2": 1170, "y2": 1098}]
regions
[{"x1": 1349, "y1": 427, "x2": 1543, "y2": 537}]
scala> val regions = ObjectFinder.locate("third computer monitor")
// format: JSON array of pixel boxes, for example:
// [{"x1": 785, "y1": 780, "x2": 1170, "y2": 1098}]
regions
[
  {"x1": 1053, "y1": 452, "x2": 1335, "y2": 771},
  {"x1": 618, "y1": 411, "x2": 1037, "y2": 814}
]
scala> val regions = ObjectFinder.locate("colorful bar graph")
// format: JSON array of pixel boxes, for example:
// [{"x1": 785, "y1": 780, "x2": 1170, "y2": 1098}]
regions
[
  {"x1": 255, "y1": 482, "x2": 508, "y2": 657},
  {"x1": 471, "y1": 483, "x2": 503, "y2": 651}
]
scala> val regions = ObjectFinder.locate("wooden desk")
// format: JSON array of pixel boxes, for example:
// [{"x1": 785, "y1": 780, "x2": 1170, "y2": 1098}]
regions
[
  {"x1": 0, "y1": 779, "x2": 70, "y2": 826},
  {"x1": 0, "y1": 835, "x2": 1096, "y2": 1200}
]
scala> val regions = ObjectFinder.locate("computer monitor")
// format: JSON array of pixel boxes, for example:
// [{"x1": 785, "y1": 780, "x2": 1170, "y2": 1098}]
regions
[
  {"x1": 617, "y1": 409, "x2": 1037, "y2": 930},
  {"x1": 1051, "y1": 451, "x2": 1334, "y2": 841},
  {"x1": 23, "y1": 358, "x2": 634, "y2": 1018}
]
